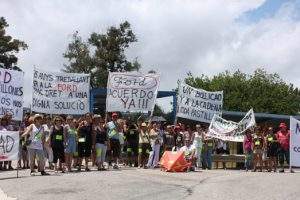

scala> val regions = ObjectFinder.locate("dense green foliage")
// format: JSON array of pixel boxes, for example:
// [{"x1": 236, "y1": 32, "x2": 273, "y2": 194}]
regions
[
  {"x1": 185, "y1": 69, "x2": 300, "y2": 115},
  {"x1": 63, "y1": 21, "x2": 140, "y2": 88},
  {"x1": 0, "y1": 17, "x2": 28, "y2": 71}
]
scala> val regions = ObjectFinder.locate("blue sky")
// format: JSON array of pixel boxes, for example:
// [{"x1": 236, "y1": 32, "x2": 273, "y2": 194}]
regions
[{"x1": 241, "y1": 0, "x2": 300, "y2": 22}]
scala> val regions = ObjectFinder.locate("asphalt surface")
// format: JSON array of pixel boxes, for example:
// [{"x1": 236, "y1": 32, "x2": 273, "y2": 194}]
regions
[{"x1": 0, "y1": 167, "x2": 300, "y2": 200}]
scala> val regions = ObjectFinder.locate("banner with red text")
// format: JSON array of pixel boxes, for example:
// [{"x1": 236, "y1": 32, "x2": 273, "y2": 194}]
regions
[
  {"x1": 106, "y1": 72, "x2": 160, "y2": 112},
  {"x1": 32, "y1": 68, "x2": 90, "y2": 114}
]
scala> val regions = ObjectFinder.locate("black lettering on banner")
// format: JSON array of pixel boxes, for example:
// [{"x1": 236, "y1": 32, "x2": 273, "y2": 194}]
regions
[
  {"x1": 32, "y1": 98, "x2": 50, "y2": 109},
  {"x1": 54, "y1": 101, "x2": 85, "y2": 110},
  {"x1": 294, "y1": 146, "x2": 300, "y2": 153},
  {"x1": 1, "y1": 97, "x2": 10, "y2": 106},
  {"x1": 121, "y1": 98, "x2": 129, "y2": 109},
  {"x1": 296, "y1": 123, "x2": 300, "y2": 134},
  {"x1": 0, "y1": 135, "x2": 15, "y2": 154},
  {"x1": 182, "y1": 86, "x2": 193, "y2": 95},
  {"x1": 0, "y1": 71, "x2": 12, "y2": 83}
]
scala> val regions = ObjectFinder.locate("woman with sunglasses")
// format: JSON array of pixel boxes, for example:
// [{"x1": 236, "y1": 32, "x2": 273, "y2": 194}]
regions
[
  {"x1": 64, "y1": 116, "x2": 77, "y2": 172},
  {"x1": 93, "y1": 115, "x2": 108, "y2": 170},
  {"x1": 50, "y1": 116, "x2": 66, "y2": 173}
]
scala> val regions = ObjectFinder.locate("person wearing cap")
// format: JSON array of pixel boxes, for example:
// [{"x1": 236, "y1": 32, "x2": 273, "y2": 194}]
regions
[
  {"x1": 276, "y1": 122, "x2": 292, "y2": 173},
  {"x1": 64, "y1": 115, "x2": 78, "y2": 172},
  {"x1": 192, "y1": 124, "x2": 204, "y2": 169},
  {"x1": 22, "y1": 114, "x2": 49, "y2": 176},
  {"x1": 107, "y1": 112, "x2": 121, "y2": 169},
  {"x1": 138, "y1": 122, "x2": 151, "y2": 168}
]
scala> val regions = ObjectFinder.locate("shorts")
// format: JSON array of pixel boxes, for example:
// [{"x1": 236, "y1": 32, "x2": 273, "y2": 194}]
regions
[
  {"x1": 65, "y1": 137, "x2": 77, "y2": 154},
  {"x1": 78, "y1": 142, "x2": 92, "y2": 158},
  {"x1": 52, "y1": 146, "x2": 65, "y2": 163},
  {"x1": 138, "y1": 143, "x2": 151, "y2": 158},
  {"x1": 110, "y1": 139, "x2": 121, "y2": 158},
  {"x1": 127, "y1": 143, "x2": 138, "y2": 157},
  {"x1": 96, "y1": 143, "x2": 107, "y2": 164}
]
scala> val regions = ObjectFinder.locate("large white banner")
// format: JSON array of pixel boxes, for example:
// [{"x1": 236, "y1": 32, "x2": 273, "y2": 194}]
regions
[
  {"x1": 176, "y1": 82, "x2": 223, "y2": 123},
  {"x1": 106, "y1": 72, "x2": 160, "y2": 112},
  {"x1": 208, "y1": 109, "x2": 256, "y2": 142},
  {"x1": 0, "y1": 131, "x2": 19, "y2": 161},
  {"x1": 0, "y1": 68, "x2": 24, "y2": 121},
  {"x1": 32, "y1": 68, "x2": 90, "y2": 115},
  {"x1": 290, "y1": 117, "x2": 300, "y2": 167}
]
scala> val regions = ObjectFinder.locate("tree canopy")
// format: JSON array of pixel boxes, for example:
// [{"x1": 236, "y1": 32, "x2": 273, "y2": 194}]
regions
[
  {"x1": 184, "y1": 68, "x2": 300, "y2": 115},
  {"x1": 0, "y1": 17, "x2": 28, "y2": 71},
  {"x1": 63, "y1": 21, "x2": 140, "y2": 88}
]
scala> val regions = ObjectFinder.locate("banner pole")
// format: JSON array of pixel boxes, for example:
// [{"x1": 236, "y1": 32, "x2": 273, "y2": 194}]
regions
[{"x1": 289, "y1": 116, "x2": 292, "y2": 172}]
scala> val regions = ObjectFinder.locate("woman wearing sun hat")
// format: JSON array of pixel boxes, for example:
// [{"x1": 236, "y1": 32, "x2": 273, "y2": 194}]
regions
[{"x1": 22, "y1": 114, "x2": 49, "y2": 176}]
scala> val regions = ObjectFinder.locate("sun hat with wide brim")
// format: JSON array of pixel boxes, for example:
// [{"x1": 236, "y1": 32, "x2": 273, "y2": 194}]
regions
[{"x1": 33, "y1": 114, "x2": 43, "y2": 121}]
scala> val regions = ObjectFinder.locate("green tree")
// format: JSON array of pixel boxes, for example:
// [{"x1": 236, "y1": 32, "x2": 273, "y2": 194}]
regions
[
  {"x1": 184, "y1": 68, "x2": 300, "y2": 115},
  {"x1": 63, "y1": 21, "x2": 140, "y2": 88},
  {"x1": 0, "y1": 17, "x2": 28, "y2": 71}
]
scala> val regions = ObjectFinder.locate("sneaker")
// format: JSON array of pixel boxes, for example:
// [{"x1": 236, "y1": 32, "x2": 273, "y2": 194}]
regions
[
  {"x1": 279, "y1": 169, "x2": 284, "y2": 173},
  {"x1": 290, "y1": 169, "x2": 295, "y2": 173},
  {"x1": 85, "y1": 168, "x2": 90, "y2": 172},
  {"x1": 30, "y1": 171, "x2": 36, "y2": 176},
  {"x1": 41, "y1": 171, "x2": 50, "y2": 176},
  {"x1": 8, "y1": 166, "x2": 14, "y2": 171},
  {"x1": 113, "y1": 165, "x2": 119, "y2": 169}
]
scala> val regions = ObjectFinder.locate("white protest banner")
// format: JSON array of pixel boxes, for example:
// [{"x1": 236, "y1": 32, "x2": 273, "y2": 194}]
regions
[
  {"x1": 0, "y1": 68, "x2": 24, "y2": 121},
  {"x1": 234, "y1": 108, "x2": 256, "y2": 135},
  {"x1": 176, "y1": 82, "x2": 223, "y2": 123},
  {"x1": 106, "y1": 72, "x2": 160, "y2": 113},
  {"x1": 208, "y1": 109, "x2": 256, "y2": 142},
  {"x1": 0, "y1": 131, "x2": 19, "y2": 161},
  {"x1": 290, "y1": 117, "x2": 300, "y2": 167},
  {"x1": 32, "y1": 68, "x2": 90, "y2": 115}
]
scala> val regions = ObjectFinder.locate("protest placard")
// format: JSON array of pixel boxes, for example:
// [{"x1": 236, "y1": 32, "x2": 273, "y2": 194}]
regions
[
  {"x1": 106, "y1": 72, "x2": 160, "y2": 112},
  {"x1": 290, "y1": 117, "x2": 300, "y2": 167},
  {"x1": 208, "y1": 109, "x2": 256, "y2": 142},
  {"x1": 32, "y1": 68, "x2": 90, "y2": 115},
  {"x1": 0, "y1": 131, "x2": 19, "y2": 161},
  {"x1": 176, "y1": 82, "x2": 223, "y2": 123},
  {"x1": 0, "y1": 68, "x2": 24, "y2": 121}
]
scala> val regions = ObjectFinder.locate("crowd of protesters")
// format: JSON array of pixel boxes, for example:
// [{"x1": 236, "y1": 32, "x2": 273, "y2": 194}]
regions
[{"x1": 0, "y1": 112, "x2": 293, "y2": 175}]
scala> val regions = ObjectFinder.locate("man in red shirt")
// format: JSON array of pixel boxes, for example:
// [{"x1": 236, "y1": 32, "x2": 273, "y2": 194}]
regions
[{"x1": 276, "y1": 122, "x2": 292, "y2": 173}]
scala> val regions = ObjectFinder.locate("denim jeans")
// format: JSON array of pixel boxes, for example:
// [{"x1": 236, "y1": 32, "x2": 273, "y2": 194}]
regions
[
  {"x1": 245, "y1": 150, "x2": 253, "y2": 170},
  {"x1": 202, "y1": 148, "x2": 213, "y2": 169},
  {"x1": 278, "y1": 147, "x2": 289, "y2": 166}
]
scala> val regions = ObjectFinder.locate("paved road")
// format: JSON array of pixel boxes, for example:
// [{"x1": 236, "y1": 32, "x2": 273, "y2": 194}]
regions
[{"x1": 0, "y1": 168, "x2": 299, "y2": 200}]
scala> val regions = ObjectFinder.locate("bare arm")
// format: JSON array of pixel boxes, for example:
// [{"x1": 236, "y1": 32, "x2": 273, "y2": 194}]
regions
[{"x1": 21, "y1": 124, "x2": 33, "y2": 138}]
